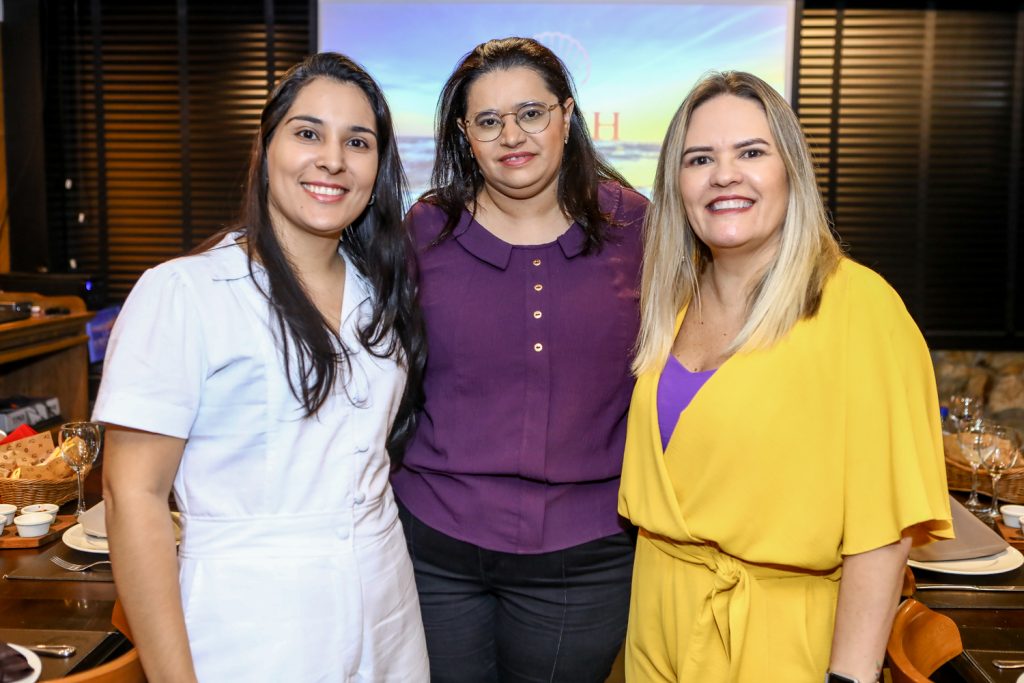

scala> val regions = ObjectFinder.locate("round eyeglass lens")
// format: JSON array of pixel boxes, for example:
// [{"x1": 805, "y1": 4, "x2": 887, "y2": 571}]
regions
[{"x1": 469, "y1": 102, "x2": 557, "y2": 142}]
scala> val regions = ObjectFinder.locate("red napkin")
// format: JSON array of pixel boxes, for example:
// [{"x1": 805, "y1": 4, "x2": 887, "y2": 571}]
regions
[{"x1": 0, "y1": 424, "x2": 38, "y2": 445}]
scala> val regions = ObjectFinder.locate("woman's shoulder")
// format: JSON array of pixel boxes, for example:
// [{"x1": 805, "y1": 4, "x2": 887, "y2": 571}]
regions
[
  {"x1": 133, "y1": 234, "x2": 247, "y2": 297},
  {"x1": 405, "y1": 198, "x2": 458, "y2": 245},
  {"x1": 598, "y1": 181, "x2": 649, "y2": 226},
  {"x1": 830, "y1": 258, "x2": 904, "y2": 307},
  {"x1": 825, "y1": 258, "x2": 921, "y2": 335}
]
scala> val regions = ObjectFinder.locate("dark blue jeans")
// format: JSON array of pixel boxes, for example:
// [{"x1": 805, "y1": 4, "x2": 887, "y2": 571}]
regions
[{"x1": 397, "y1": 502, "x2": 635, "y2": 683}]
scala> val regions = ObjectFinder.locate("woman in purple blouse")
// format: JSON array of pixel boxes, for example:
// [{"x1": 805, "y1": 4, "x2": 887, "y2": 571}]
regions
[{"x1": 390, "y1": 37, "x2": 648, "y2": 682}]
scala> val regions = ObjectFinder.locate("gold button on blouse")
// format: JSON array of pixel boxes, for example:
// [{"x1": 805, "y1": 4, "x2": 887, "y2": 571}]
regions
[
  {"x1": 533, "y1": 343, "x2": 543, "y2": 352},
  {"x1": 533, "y1": 311, "x2": 542, "y2": 319},
  {"x1": 533, "y1": 284, "x2": 543, "y2": 292},
  {"x1": 532, "y1": 258, "x2": 542, "y2": 266}
]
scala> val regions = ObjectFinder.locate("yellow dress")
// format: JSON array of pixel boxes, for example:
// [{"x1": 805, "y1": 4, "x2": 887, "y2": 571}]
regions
[{"x1": 618, "y1": 259, "x2": 953, "y2": 682}]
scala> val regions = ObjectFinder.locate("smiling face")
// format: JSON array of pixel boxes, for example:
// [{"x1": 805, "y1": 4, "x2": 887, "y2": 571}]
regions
[
  {"x1": 462, "y1": 66, "x2": 573, "y2": 202},
  {"x1": 266, "y1": 77, "x2": 379, "y2": 245},
  {"x1": 679, "y1": 94, "x2": 789, "y2": 262}
]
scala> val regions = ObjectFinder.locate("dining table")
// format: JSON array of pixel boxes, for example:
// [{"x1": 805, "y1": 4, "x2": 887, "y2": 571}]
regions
[
  {"x1": 0, "y1": 463, "x2": 129, "y2": 681},
  {"x1": 908, "y1": 494, "x2": 1024, "y2": 683},
  {"x1": 2, "y1": 469, "x2": 1023, "y2": 682}
]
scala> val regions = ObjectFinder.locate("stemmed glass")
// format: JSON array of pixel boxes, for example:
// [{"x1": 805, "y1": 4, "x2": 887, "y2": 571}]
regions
[
  {"x1": 948, "y1": 395, "x2": 983, "y2": 431},
  {"x1": 957, "y1": 416, "x2": 994, "y2": 513},
  {"x1": 59, "y1": 422, "x2": 102, "y2": 518},
  {"x1": 979, "y1": 424, "x2": 1021, "y2": 522}
]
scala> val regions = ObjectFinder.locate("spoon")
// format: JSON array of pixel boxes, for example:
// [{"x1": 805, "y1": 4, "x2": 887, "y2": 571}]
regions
[
  {"x1": 24, "y1": 644, "x2": 76, "y2": 657},
  {"x1": 993, "y1": 659, "x2": 1024, "y2": 669}
]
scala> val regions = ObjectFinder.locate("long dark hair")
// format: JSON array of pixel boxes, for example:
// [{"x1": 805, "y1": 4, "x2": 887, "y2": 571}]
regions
[
  {"x1": 427, "y1": 37, "x2": 630, "y2": 252},
  {"x1": 202, "y1": 52, "x2": 425, "y2": 457}
]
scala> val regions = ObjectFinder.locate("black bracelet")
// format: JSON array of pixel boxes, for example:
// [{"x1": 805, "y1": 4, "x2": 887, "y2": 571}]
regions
[{"x1": 825, "y1": 673, "x2": 859, "y2": 683}]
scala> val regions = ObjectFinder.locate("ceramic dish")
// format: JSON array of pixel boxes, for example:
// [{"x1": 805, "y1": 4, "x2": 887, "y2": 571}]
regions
[
  {"x1": 63, "y1": 514, "x2": 181, "y2": 554},
  {"x1": 13, "y1": 513, "x2": 52, "y2": 538},
  {"x1": 62, "y1": 524, "x2": 109, "y2": 554},
  {"x1": 5, "y1": 643, "x2": 42, "y2": 683},
  {"x1": 908, "y1": 545, "x2": 1024, "y2": 575}
]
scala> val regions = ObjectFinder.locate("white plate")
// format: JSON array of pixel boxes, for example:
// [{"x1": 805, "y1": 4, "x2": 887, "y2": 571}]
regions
[
  {"x1": 908, "y1": 545, "x2": 1024, "y2": 575},
  {"x1": 5, "y1": 643, "x2": 42, "y2": 683},
  {"x1": 62, "y1": 524, "x2": 109, "y2": 554},
  {"x1": 1017, "y1": 673, "x2": 1024, "y2": 683},
  {"x1": 62, "y1": 514, "x2": 182, "y2": 554}
]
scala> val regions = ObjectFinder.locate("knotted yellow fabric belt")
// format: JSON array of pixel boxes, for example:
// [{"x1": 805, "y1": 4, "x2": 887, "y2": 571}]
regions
[{"x1": 640, "y1": 529, "x2": 842, "y2": 681}]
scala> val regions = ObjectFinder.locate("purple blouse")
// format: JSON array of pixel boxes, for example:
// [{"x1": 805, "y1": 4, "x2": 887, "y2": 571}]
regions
[
  {"x1": 391, "y1": 183, "x2": 648, "y2": 553},
  {"x1": 657, "y1": 356, "x2": 715, "y2": 451}
]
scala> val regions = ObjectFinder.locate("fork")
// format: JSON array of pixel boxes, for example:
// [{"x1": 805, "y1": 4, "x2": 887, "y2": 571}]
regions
[{"x1": 51, "y1": 556, "x2": 112, "y2": 572}]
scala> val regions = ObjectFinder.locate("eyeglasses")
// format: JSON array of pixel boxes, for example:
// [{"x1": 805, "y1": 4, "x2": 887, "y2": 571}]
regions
[{"x1": 463, "y1": 102, "x2": 562, "y2": 142}]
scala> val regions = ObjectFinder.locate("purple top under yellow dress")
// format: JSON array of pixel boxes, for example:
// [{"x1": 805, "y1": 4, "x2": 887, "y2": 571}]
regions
[
  {"x1": 619, "y1": 258, "x2": 953, "y2": 682},
  {"x1": 392, "y1": 182, "x2": 648, "y2": 553},
  {"x1": 657, "y1": 356, "x2": 715, "y2": 452}
]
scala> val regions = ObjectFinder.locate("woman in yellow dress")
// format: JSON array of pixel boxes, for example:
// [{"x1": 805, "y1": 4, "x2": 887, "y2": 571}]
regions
[{"x1": 618, "y1": 71, "x2": 953, "y2": 683}]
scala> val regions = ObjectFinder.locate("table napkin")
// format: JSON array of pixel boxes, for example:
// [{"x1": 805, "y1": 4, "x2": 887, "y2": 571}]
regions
[
  {"x1": 909, "y1": 495, "x2": 1008, "y2": 562},
  {"x1": 78, "y1": 501, "x2": 106, "y2": 538},
  {"x1": 0, "y1": 424, "x2": 36, "y2": 446},
  {"x1": 0, "y1": 643, "x2": 32, "y2": 683},
  {"x1": 0, "y1": 432, "x2": 78, "y2": 480}
]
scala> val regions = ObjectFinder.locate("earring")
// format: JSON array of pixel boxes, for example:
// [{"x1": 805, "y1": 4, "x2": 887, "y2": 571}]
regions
[
  {"x1": 368, "y1": 193, "x2": 376, "y2": 206},
  {"x1": 563, "y1": 134, "x2": 569, "y2": 144}
]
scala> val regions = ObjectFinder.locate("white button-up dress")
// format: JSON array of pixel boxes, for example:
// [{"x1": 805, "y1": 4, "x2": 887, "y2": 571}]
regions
[{"x1": 93, "y1": 233, "x2": 429, "y2": 682}]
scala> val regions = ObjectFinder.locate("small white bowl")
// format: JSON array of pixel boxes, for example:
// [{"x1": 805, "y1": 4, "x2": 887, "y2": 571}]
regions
[
  {"x1": 1000, "y1": 504, "x2": 1024, "y2": 528},
  {"x1": 14, "y1": 512, "x2": 52, "y2": 538},
  {"x1": 0, "y1": 503, "x2": 17, "y2": 526},
  {"x1": 21, "y1": 503, "x2": 59, "y2": 523}
]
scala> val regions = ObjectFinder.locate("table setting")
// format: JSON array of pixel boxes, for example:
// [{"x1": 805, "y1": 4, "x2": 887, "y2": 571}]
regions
[
  {"x1": 906, "y1": 398, "x2": 1024, "y2": 682},
  {"x1": 909, "y1": 495, "x2": 1023, "y2": 586},
  {"x1": 0, "y1": 628, "x2": 123, "y2": 682},
  {"x1": 0, "y1": 421, "x2": 131, "y2": 682}
]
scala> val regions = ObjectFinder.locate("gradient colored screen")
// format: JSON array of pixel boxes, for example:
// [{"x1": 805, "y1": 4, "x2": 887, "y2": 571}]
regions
[{"x1": 319, "y1": 1, "x2": 794, "y2": 197}]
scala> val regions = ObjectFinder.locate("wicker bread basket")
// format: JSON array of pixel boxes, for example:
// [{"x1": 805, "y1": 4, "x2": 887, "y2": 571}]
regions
[
  {"x1": 0, "y1": 467, "x2": 88, "y2": 508},
  {"x1": 943, "y1": 433, "x2": 1024, "y2": 505}
]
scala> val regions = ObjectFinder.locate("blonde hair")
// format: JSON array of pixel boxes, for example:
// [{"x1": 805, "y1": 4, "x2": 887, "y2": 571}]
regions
[{"x1": 633, "y1": 71, "x2": 843, "y2": 375}]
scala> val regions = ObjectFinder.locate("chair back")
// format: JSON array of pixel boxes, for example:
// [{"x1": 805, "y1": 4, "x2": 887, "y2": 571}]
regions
[
  {"x1": 886, "y1": 598, "x2": 963, "y2": 683},
  {"x1": 111, "y1": 599, "x2": 134, "y2": 643},
  {"x1": 49, "y1": 648, "x2": 145, "y2": 683},
  {"x1": 900, "y1": 566, "x2": 916, "y2": 598}
]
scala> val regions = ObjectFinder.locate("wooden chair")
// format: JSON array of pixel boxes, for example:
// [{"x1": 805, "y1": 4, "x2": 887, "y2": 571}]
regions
[
  {"x1": 49, "y1": 648, "x2": 145, "y2": 683},
  {"x1": 111, "y1": 599, "x2": 134, "y2": 644},
  {"x1": 47, "y1": 600, "x2": 145, "y2": 682},
  {"x1": 900, "y1": 565, "x2": 916, "y2": 597},
  {"x1": 886, "y1": 598, "x2": 963, "y2": 683}
]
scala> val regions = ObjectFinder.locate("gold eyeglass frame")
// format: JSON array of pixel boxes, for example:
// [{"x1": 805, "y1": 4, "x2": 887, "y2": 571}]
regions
[{"x1": 462, "y1": 102, "x2": 563, "y2": 142}]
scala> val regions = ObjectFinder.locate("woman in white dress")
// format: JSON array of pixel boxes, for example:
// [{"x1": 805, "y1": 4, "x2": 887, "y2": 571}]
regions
[{"x1": 95, "y1": 53, "x2": 429, "y2": 682}]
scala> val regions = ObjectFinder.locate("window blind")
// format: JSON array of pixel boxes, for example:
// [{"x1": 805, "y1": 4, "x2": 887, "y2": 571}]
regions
[
  {"x1": 797, "y1": 3, "x2": 1024, "y2": 348},
  {"x1": 45, "y1": 0, "x2": 312, "y2": 300}
]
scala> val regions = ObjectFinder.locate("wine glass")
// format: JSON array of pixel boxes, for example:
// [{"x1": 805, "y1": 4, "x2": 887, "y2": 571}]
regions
[
  {"x1": 948, "y1": 394, "x2": 983, "y2": 432},
  {"x1": 59, "y1": 422, "x2": 102, "y2": 518},
  {"x1": 979, "y1": 424, "x2": 1021, "y2": 522},
  {"x1": 957, "y1": 416, "x2": 994, "y2": 512}
]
